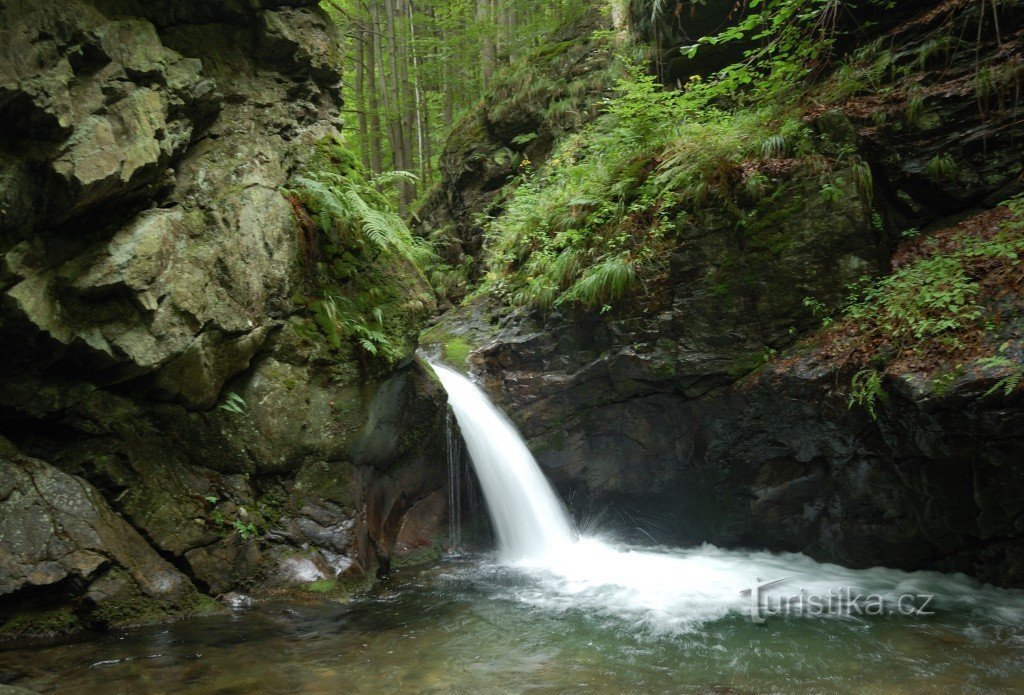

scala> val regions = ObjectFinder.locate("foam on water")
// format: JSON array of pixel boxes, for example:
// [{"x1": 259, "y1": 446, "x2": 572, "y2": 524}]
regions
[{"x1": 431, "y1": 362, "x2": 1024, "y2": 632}]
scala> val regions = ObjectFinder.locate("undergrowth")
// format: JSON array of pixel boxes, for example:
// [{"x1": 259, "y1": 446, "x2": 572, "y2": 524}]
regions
[
  {"x1": 826, "y1": 193, "x2": 1024, "y2": 417},
  {"x1": 478, "y1": 0, "x2": 899, "y2": 311},
  {"x1": 286, "y1": 136, "x2": 434, "y2": 375}
]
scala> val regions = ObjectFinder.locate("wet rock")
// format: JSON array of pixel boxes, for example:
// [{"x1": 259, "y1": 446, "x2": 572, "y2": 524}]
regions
[
  {"x1": 424, "y1": 0, "x2": 1024, "y2": 588},
  {"x1": 0, "y1": 0, "x2": 450, "y2": 634},
  {"x1": 0, "y1": 437, "x2": 209, "y2": 630}
]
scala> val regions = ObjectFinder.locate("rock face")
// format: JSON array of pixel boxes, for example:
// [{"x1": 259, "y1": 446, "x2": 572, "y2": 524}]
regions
[
  {"x1": 424, "y1": 2, "x2": 1024, "y2": 587},
  {"x1": 0, "y1": 0, "x2": 448, "y2": 636}
]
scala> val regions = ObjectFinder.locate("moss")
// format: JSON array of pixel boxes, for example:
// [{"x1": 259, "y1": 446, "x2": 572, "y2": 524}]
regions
[
  {"x1": 295, "y1": 459, "x2": 357, "y2": 507},
  {"x1": 89, "y1": 569, "x2": 221, "y2": 629},
  {"x1": 531, "y1": 429, "x2": 568, "y2": 454},
  {"x1": 300, "y1": 579, "x2": 343, "y2": 595},
  {"x1": 294, "y1": 574, "x2": 376, "y2": 600},
  {"x1": 392, "y1": 543, "x2": 443, "y2": 569},
  {"x1": 0, "y1": 606, "x2": 79, "y2": 639},
  {"x1": 727, "y1": 351, "x2": 768, "y2": 380},
  {"x1": 443, "y1": 337, "x2": 472, "y2": 370}
]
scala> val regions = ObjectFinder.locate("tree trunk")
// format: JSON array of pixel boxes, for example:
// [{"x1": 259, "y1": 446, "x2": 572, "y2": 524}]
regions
[
  {"x1": 478, "y1": 0, "x2": 495, "y2": 89},
  {"x1": 354, "y1": 22, "x2": 371, "y2": 170},
  {"x1": 367, "y1": 4, "x2": 384, "y2": 173},
  {"x1": 397, "y1": 0, "x2": 416, "y2": 207},
  {"x1": 384, "y1": 0, "x2": 409, "y2": 212},
  {"x1": 407, "y1": 0, "x2": 428, "y2": 186}
]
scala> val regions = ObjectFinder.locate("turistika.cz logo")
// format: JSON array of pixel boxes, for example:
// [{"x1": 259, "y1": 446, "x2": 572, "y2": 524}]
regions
[{"x1": 740, "y1": 577, "x2": 936, "y2": 623}]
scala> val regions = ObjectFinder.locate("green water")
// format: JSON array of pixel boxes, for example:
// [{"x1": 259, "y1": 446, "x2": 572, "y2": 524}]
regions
[{"x1": 3, "y1": 554, "x2": 1024, "y2": 694}]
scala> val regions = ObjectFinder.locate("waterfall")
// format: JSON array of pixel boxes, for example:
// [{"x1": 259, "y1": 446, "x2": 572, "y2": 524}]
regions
[
  {"x1": 445, "y1": 411, "x2": 462, "y2": 551},
  {"x1": 429, "y1": 361, "x2": 1024, "y2": 632},
  {"x1": 431, "y1": 363, "x2": 575, "y2": 561}
]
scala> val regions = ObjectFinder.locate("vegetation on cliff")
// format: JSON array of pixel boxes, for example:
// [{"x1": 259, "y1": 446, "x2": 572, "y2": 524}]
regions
[
  {"x1": 287, "y1": 136, "x2": 436, "y2": 376},
  {"x1": 419, "y1": 0, "x2": 1022, "y2": 413}
]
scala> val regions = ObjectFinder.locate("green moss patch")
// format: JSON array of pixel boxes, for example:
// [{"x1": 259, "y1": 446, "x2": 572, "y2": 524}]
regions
[{"x1": 0, "y1": 606, "x2": 79, "y2": 639}]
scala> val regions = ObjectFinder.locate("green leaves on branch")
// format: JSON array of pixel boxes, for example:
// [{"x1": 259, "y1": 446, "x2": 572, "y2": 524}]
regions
[{"x1": 843, "y1": 255, "x2": 982, "y2": 347}]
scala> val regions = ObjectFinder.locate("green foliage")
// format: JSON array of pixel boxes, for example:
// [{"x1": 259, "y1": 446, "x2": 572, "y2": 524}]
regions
[
  {"x1": 481, "y1": 61, "x2": 777, "y2": 309},
  {"x1": 218, "y1": 392, "x2": 247, "y2": 415},
  {"x1": 977, "y1": 339, "x2": 1024, "y2": 397},
  {"x1": 840, "y1": 218, "x2": 1024, "y2": 349},
  {"x1": 839, "y1": 194, "x2": 1024, "y2": 411},
  {"x1": 478, "y1": 0, "x2": 907, "y2": 311},
  {"x1": 559, "y1": 254, "x2": 638, "y2": 307},
  {"x1": 682, "y1": 0, "x2": 896, "y2": 105},
  {"x1": 924, "y1": 153, "x2": 958, "y2": 182},
  {"x1": 292, "y1": 167, "x2": 432, "y2": 269},
  {"x1": 803, "y1": 296, "x2": 834, "y2": 327},
  {"x1": 931, "y1": 366, "x2": 965, "y2": 397},
  {"x1": 233, "y1": 520, "x2": 259, "y2": 540},
  {"x1": 198, "y1": 496, "x2": 263, "y2": 540},
  {"x1": 917, "y1": 35, "x2": 959, "y2": 70},
  {"x1": 312, "y1": 295, "x2": 403, "y2": 362},
  {"x1": 843, "y1": 255, "x2": 983, "y2": 349},
  {"x1": 287, "y1": 137, "x2": 434, "y2": 372},
  {"x1": 849, "y1": 367, "x2": 887, "y2": 419},
  {"x1": 977, "y1": 355, "x2": 1024, "y2": 397}
]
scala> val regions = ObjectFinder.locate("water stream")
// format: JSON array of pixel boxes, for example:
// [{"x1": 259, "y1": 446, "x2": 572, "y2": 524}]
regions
[
  {"x1": 4, "y1": 366, "x2": 1024, "y2": 693},
  {"x1": 430, "y1": 363, "x2": 1024, "y2": 634}
]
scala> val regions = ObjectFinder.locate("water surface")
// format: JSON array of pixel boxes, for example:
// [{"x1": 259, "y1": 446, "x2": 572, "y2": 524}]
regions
[{"x1": 4, "y1": 551, "x2": 1024, "y2": 694}]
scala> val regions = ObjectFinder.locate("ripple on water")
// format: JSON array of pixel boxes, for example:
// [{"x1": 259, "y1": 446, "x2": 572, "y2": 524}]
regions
[{"x1": 1, "y1": 554, "x2": 1024, "y2": 694}]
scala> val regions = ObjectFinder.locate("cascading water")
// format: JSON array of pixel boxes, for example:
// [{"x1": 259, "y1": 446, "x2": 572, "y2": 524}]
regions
[
  {"x1": 430, "y1": 362, "x2": 1024, "y2": 632},
  {"x1": 432, "y1": 363, "x2": 575, "y2": 561},
  {"x1": 444, "y1": 411, "x2": 462, "y2": 552}
]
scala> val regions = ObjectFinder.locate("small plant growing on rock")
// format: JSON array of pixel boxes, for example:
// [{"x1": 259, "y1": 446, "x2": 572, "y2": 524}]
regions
[
  {"x1": 218, "y1": 392, "x2": 247, "y2": 415},
  {"x1": 233, "y1": 519, "x2": 259, "y2": 540},
  {"x1": 924, "y1": 154, "x2": 958, "y2": 182},
  {"x1": 849, "y1": 367, "x2": 887, "y2": 419},
  {"x1": 977, "y1": 351, "x2": 1024, "y2": 397}
]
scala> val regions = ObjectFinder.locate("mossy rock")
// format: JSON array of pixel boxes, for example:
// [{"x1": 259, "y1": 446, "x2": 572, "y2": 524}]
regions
[
  {"x1": 441, "y1": 337, "x2": 472, "y2": 371},
  {"x1": 293, "y1": 574, "x2": 375, "y2": 601},
  {"x1": 392, "y1": 543, "x2": 443, "y2": 570},
  {"x1": 0, "y1": 606, "x2": 79, "y2": 640},
  {"x1": 88, "y1": 568, "x2": 221, "y2": 629}
]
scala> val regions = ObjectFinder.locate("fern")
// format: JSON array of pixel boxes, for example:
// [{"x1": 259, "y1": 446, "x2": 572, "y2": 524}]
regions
[
  {"x1": 977, "y1": 356, "x2": 1024, "y2": 397},
  {"x1": 557, "y1": 255, "x2": 637, "y2": 308},
  {"x1": 761, "y1": 134, "x2": 788, "y2": 159},
  {"x1": 924, "y1": 154, "x2": 958, "y2": 182},
  {"x1": 849, "y1": 368, "x2": 887, "y2": 419},
  {"x1": 291, "y1": 170, "x2": 433, "y2": 270},
  {"x1": 287, "y1": 138, "x2": 435, "y2": 371},
  {"x1": 218, "y1": 392, "x2": 247, "y2": 415}
]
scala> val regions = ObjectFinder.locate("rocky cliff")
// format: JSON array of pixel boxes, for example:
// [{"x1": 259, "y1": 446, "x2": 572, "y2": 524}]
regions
[
  {"x1": 0, "y1": 0, "x2": 448, "y2": 638},
  {"x1": 423, "y1": 0, "x2": 1024, "y2": 587}
]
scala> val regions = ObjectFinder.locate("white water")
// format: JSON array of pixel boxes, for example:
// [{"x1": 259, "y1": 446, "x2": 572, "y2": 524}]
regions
[
  {"x1": 432, "y1": 363, "x2": 575, "y2": 560},
  {"x1": 430, "y1": 362, "x2": 1024, "y2": 632}
]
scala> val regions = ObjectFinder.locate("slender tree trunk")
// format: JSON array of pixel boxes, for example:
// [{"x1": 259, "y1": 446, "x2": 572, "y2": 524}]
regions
[
  {"x1": 354, "y1": 22, "x2": 371, "y2": 170},
  {"x1": 505, "y1": 2, "x2": 517, "y2": 63},
  {"x1": 373, "y1": 2, "x2": 396, "y2": 167},
  {"x1": 478, "y1": 0, "x2": 495, "y2": 89},
  {"x1": 441, "y1": 19, "x2": 454, "y2": 128},
  {"x1": 384, "y1": 0, "x2": 406, "y2": 163},
  {"x1": 398, "y1": 0, "x2": 416, "y2": 206},
  {"x1": 384, "y1": 0, "x2": 410, "y2": 212},
  {"x1": 407, "y1": 0, "x2": 427, "y2": 186},
  {"x1": 367, "y1": 3, "x2": 384, "y2": 173}
]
